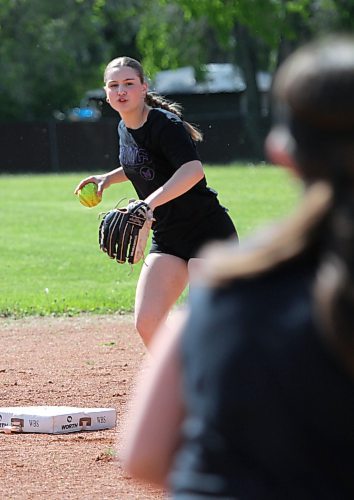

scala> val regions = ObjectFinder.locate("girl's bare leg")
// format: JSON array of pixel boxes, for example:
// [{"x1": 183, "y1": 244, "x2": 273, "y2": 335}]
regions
[{"x1": 134, "y1": 253, "x2": 189, "y2": 346}]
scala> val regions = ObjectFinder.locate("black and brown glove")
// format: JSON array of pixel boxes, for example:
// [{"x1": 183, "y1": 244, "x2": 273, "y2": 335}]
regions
[{"x1": 99, "y1": 200, "x2": 154, "y2": 264}]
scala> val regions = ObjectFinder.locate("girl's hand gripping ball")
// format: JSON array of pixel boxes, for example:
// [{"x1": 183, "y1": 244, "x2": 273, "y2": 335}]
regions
[{"x1": 77, "y1": 182, "x2": 102, "y2": 208}]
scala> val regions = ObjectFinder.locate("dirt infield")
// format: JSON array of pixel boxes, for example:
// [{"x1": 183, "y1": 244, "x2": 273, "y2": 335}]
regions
[{"x1": 0, "y1": 314, "x2": 164, "y2": 499}]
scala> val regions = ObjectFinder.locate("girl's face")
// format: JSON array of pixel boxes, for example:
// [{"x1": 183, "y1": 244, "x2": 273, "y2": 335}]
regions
[{"x1": 105, "y1": 65, "x2": 147, "y2": 115}]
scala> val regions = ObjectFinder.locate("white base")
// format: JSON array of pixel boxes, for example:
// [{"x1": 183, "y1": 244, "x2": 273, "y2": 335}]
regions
[{"x1": 0, "y1": 406, "x2": 116, "y2": 434}]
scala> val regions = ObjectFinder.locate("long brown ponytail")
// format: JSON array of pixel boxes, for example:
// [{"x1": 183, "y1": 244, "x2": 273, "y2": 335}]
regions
[{"x1": 145, "y1": 92, "x2": 203, "y2": 142}]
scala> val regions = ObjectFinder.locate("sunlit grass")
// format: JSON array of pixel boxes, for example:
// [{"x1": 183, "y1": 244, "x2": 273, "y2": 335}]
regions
[{"x1": 0, "y1": 165, "x2": 300, "y2": 316}]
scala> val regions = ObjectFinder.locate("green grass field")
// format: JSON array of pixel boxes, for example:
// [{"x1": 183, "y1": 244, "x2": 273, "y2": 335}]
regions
[{"x1": 0, "y1": 165, "x2": 301, "y2": 317}]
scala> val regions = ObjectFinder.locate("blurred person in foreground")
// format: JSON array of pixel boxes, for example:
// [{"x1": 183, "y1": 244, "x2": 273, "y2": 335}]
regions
[{"x1": 119, "y1": 35, "x2": 354, "y2": 499}]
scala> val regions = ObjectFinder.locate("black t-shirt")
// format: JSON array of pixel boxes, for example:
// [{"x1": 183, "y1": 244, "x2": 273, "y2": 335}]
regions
[
  {"x1": 170, "y1": 256, "x2": 354, "y2": 499},
  {"x1": 118, "y1": 108, "x2": 236, "y2": 256}
]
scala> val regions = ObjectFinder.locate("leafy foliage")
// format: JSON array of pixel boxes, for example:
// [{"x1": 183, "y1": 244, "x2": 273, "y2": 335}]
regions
[
  {"x1": 0, "y1": 0, "x2": 353, "y2": 121},
  {"x1": 0, "y1": 0, "x2": 109, "y2": 120},
  {"x1": 137, "y1": 3, "x2": 217, "y2": 77}
]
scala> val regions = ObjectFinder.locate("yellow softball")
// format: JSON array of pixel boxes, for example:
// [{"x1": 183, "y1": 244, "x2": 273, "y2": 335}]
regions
[{"x1": 78, "y1": 182, "x2": 102, "y2": 208}]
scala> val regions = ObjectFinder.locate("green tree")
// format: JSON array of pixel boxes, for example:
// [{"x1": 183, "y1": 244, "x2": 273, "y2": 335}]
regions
[
  {"x1": 0, "y1": 0, "x2": 110, "y2": 120},
  {"x1": 138, "y1": 0, "x2": 352, "y2": 158},
  {"x1": 1, "y1": 0, "x2": 352, "y2": 132},
  {"x1": 152, "y1": 0, "x2": 314, "y2": 157},
  {"x1": 136, "y1": 2, "x2": 227, "y2": 78},
  {"x1": 330, "y1": 0, "x2": 354, "y2": 31},
  {"x1": 97, "y1": 0, "x2": 147, "y2": 62}
]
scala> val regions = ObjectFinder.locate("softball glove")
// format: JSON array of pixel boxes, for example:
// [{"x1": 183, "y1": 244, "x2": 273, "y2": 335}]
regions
[{"x1": 99, "y1": 200, "x2": 154, "y2": 264}]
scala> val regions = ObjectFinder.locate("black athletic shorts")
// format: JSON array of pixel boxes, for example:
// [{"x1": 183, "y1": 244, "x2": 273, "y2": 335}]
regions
[{"x1": 149, "y1": 209, "x2": 238, "y2": 261}]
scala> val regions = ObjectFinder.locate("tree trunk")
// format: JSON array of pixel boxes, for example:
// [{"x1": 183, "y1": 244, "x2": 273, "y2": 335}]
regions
[{"x1": 234, "y1": 24, "x2": 265, "y2": 160}]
